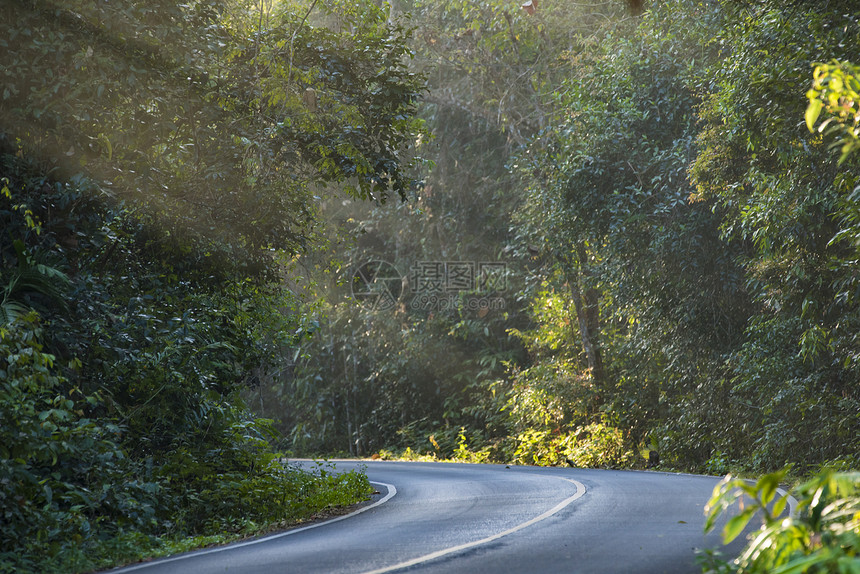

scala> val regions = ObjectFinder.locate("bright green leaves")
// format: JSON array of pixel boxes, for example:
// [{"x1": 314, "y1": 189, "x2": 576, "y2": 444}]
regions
[
  {"x1": 722, "y1": 507, "x2": 759, "y2": 545},
  {"x1": 806, "y1": 61, "x2": 860, "y2": 164},
  {"x1": 704, "y1": 466, "x2": 792, "y2": 544},
  {"x1": 703, "y1": 467, "x2": 860, "y2": 574}
]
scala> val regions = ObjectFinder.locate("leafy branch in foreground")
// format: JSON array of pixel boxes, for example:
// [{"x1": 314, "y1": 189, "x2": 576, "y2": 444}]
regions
[
  {"x1": 701, "y1": 467, "x2": 860, "y2": 574},
  {"x1": 806, "y1": 61, "x2": 860, "y2": 164},
  {"x1": 0, "y1": 239, "x2": 70, "y2": 325}
]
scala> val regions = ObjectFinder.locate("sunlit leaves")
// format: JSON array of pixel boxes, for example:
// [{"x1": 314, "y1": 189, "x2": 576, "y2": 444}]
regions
[
  {"x1": 704, "y1": 467, "x2": 860, "y2": 574},
  {"x1": 806, "y1": 61, "x2": 860, "y2": 164}
]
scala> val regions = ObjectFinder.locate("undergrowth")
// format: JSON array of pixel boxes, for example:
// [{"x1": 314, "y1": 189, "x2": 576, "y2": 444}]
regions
[
  {"x1": 0, "y1": 456, "x2": 372, "y2": 574},
  {"x1": 371, "y1": 422, "x2": 637, "y2": 469}
]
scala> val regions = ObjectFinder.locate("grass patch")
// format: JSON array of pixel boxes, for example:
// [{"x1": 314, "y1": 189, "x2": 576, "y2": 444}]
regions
[{"x1": 0, "y1": 461, "x2": 373, "y2": 574}]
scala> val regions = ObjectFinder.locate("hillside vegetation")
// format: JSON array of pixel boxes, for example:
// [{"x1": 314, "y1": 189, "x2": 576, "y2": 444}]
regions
[
  {"x1": 0, "y1": 0, "x2": 422, "y2": 571},
  {"x1": 280, "y1": 0, "x2": 859, "y2": 475}
]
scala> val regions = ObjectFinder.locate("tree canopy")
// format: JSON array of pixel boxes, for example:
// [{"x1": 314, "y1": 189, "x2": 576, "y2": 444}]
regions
[
  {"x1": 1, "y1": 0, "x2": 425, "y2": 570},
  {"x1": 2, "y1": 0, "x2": 425, "y2": 266}
]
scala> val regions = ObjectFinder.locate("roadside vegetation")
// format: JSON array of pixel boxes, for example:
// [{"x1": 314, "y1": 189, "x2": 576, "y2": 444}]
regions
[
  {"x1": 278, "y1": 0, "x2": 859, "y2": 475},
  {"x1": 1, "y1": 0, "x2": 417, "y2": 571},
  {"x1": 2, "y1": 0, "x2": 858, "y2": 573}
]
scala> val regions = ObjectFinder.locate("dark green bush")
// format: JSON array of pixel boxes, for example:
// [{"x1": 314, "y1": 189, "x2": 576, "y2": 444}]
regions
[{"x1": 0, "y1": 145, "x2": 373, "y2": 573}]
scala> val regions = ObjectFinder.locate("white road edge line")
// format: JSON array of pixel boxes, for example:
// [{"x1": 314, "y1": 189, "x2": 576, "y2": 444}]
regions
[
  {"x1": 109, "y1": 481, "x2": 397, "y2": 573},
  {"x1": 359, "y1": 476, "x2": 587, "y2": 574}
]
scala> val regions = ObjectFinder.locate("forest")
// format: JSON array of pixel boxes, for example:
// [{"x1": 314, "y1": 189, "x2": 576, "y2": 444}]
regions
[{"x1": 1, "y1": 0, "x2": 858, "y2": 572}]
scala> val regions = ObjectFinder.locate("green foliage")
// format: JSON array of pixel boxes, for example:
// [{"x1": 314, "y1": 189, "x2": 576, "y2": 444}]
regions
[
  {"x1": 452, "y1": 428, "x2": 492, "y2": 464},
  {"x1": 411, "y1": 0, "x2": 627, "y2": 144},
  {"x1": 0, "y1": 239, "x2": 70, "y2": 324},
  {"x1": 806, "y1": 61, "x2": 860, "y2": 164},
  {"x1": 702, "y1": 467, "x2": 860, "y2": 574},
  {"x1": 279, "y1": 0, "x2": 858, "y2": 484},
  {"x1": 1, "y1": 0, "x2": 425, "y2": 269},
  {"x1": 511, "y1": 0, "x2": 752, "y2": 469},
  {"x1": 0, "y1": 313, "x2": 160, "y2": 573},
  {"x1": 280, "y1": 292, "x2": 517, "y2": 457},
  {"x1": 0, "y1": 177, "x2": 71, "y2": 324},
  {"x1": 690, "y1": 0, "x2": 860, "y2": 472},
  {"x1": 501, "y1": 287, "x2": 600, "y2": 441},
  {"x1": 274, "y1": 0, "x2": 689, "y2": 464},
  {"x1": 510, "y1": 422, "x2": 632, "y2": 468},
  {"x1": 0, "y1": 123, "x2": 375, "y2": 571}
]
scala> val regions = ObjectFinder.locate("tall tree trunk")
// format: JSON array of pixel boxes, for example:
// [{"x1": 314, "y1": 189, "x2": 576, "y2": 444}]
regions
[{"x1": 562, "y1": 246, "x2": 605, "y2": 387}]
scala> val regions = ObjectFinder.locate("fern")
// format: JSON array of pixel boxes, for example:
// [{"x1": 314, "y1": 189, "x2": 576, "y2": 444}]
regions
[
  {"x1": 1, "y1": 240, "x2": 71, "y2": 324},
  {"x1": 0, "y1": 299, "x2": 31, "y2": 325}
]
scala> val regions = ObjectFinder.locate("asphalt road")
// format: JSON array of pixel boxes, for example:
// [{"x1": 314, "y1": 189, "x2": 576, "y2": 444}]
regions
[{"x1": 109, "y1": 461, "x2": 763, "y2": 574}]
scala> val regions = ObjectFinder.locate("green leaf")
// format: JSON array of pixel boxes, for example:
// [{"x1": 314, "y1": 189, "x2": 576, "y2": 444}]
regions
[
  {"x1": 758, "y1": 469, "x2": 787, "y2": 506},
  {"x1": 722, "y1": 507, "x2": 756, "y2": 544},
  {"x1": 772, "y1": 553, "x2": 831, "y2": 574},
  {"x1": 771, "y1": 494, "x2": 788, "y2": 518},
  {"x1": 805, "y1": 96, "x2": 823, "y2": 132}
]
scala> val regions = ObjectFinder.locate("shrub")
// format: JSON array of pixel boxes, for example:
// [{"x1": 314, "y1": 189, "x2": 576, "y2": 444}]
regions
[
  {"x1": 511, "y1": 422, "x2": 633, "y2": 468},
  {"x1": 0, "y1": 314, "x2": 160, "y2": 573}
]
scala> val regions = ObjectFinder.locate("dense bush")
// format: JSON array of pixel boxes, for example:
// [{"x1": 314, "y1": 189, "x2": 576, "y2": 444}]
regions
[
  {"x1": 0, "y1": 149, "x2": 374, "y2": 573},
  {"x1": 510, "y1": 423, "x2": 633, "y2": 469},
  {"x1": 0, "y1": 314, "x2": 157, "y2": 572}
]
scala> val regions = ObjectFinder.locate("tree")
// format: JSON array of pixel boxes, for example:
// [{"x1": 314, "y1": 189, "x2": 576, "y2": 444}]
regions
[
  {"x1": 1, "y1": 0, "x2": 425, "y2": 270},
  {"x1": 690, "y1": 0, "x2": 860, "y2": 469}
]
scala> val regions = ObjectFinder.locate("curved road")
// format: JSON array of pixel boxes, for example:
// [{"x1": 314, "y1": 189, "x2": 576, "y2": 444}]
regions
[{"x1": 110, "y1": 461, "x2": 762, "y2": 574}]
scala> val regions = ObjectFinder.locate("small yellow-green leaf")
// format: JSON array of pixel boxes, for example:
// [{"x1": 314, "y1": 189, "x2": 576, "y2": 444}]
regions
[
  {"x1": 772, "y1": 494, "x2": 788, "y2": 518},
  {"x1": 806, "y1": 98, "x2": 823, "y2": 132}
]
